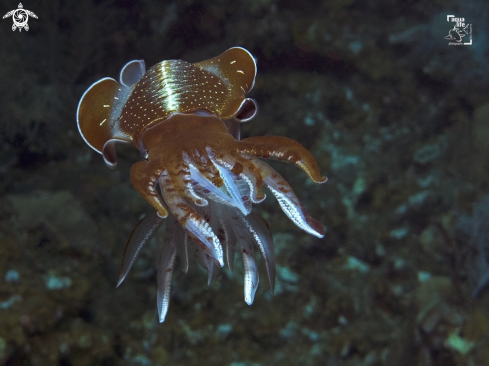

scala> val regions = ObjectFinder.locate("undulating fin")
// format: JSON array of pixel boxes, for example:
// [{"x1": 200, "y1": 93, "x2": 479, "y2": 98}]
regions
[
  {"x1": 117, "y1": 211, "x2": 165, "y2": 287},
  {"x1": 234, "y1": 98, "x2": 258, "y2": 122},
  {"x1": 101, "y1": 138, "x2": 132, "y2": 168},
  {"x1": 77, "y1": 77, "x2": 123, "y2": 154},
  {"x1": 120, "y1": 59, "x2": 146, "y2": 87},
  {"x1": 195, "y1": 47, "x2": 257, "y2": 118},
  {"x1": 77, "y1": 76, "x2": 134, "y2": 167},
  {"x1": 222, "y1": 97, "x2": 258, "y2": 140}
]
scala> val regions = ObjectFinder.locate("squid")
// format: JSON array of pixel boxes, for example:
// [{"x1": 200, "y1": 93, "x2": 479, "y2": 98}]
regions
[{"x1": 77, "y1": 47, "x2": 327, "y2": 322}]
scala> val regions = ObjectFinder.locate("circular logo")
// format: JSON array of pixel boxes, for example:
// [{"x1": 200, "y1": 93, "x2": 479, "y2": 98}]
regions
[{"x1": 12, "y1": 9, "x2": 28, "y2": 28}]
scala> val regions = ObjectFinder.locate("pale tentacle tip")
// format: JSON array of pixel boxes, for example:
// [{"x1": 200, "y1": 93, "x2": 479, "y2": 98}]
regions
[
  {"x1": 210, "y1": 253, "x2": 225, "y2": 268},
  {"x1": 158, "y1": 312, "x2": 167, "y2": 323},
  {"x1": 195, "y1": 198, "x2": 209, "y2": 206},
  {"x1": 310, "y1": 221, "x2": 326, "y2": 238},
  {"x1": 217, "y1": 257, "x2": 225, "y2": 268},
  {"x1": 254, "y1": 192, "x2": 266, "y2": 203},
  {"x1": 314, "y1": 230, "x2": 326, "y2": 239},
  {"x1": 115, "y1": 276, "x2": 124, "y2": 288},
  {"x1": 316, "y1": 176, "x2": 328, "y2": 184},
  {"x1": 156, "y1": 210, "x2": 168, "y2": 219}
]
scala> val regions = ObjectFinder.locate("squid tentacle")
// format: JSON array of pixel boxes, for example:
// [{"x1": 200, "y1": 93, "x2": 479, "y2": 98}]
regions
[
  {"x1": 193, "y1": 205, "x2": 220, "y2": 285},
  {"x1": 188, "y1": 159, "x2": 250, "y2": 215},
  {"x1": 190, "y1": 147, "x2": 224, "y2": 188},
  {"x1": 130, "y1": 160, "x2": 169, "y2": 218},
  {"x1": 242, "y1": 250, "x2": 259, "y2": 305},
  {"x1": 171, "y1": 152, "x2": 208, "y2": 207},
  {"x1": 244, "y1": 212, "x2": 276, "y2": 292},
  {"x1": 206, "y1": 155, "x2": 251, "y2": 215},
  {"x1": 229, "y1": 173, "x2": 253, "y2": 214},
  {"x1": 159, "y1": 171, "x2": 224, "y2": 267},
  {"x1": 157, "y1": 214, "x2": 178, "y2": 323},
  {"x1": 213, "y1": 202, "x2": 237, "y2": 271},
  {"x1": 173, "y1": 220, "x2": 189, "y2": 274},
  {"x1": 225, "y1": 206, "x2": 260, "y2": 305},
  {"x1": 253, "y1": 159, "x2": 325, "y2": 238},
  {"x1": 208, "y1": 147, "x2": 266, "y2": 204},
  {"x1": 237, "y1": 136, "x2": 327, "y2": 184},
  {"x1": 117, "y1": 211, "x2": 165, "y2": 287}
]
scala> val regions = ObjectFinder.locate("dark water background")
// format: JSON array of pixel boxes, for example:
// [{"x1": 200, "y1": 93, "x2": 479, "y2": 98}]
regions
[{"x1": 0, "y1": 0, "x2": 488, "y2": 365}]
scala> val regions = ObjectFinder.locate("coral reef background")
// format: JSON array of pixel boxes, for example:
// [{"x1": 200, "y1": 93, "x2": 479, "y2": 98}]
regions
[{"x1": 0, "y1": 0, "x2": 488, "y2": 365}]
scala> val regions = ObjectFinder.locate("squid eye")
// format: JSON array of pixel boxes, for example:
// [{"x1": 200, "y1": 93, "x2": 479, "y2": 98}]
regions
[{"x1": 235, "y1": 98, "x2": 258, "y2": 122}]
